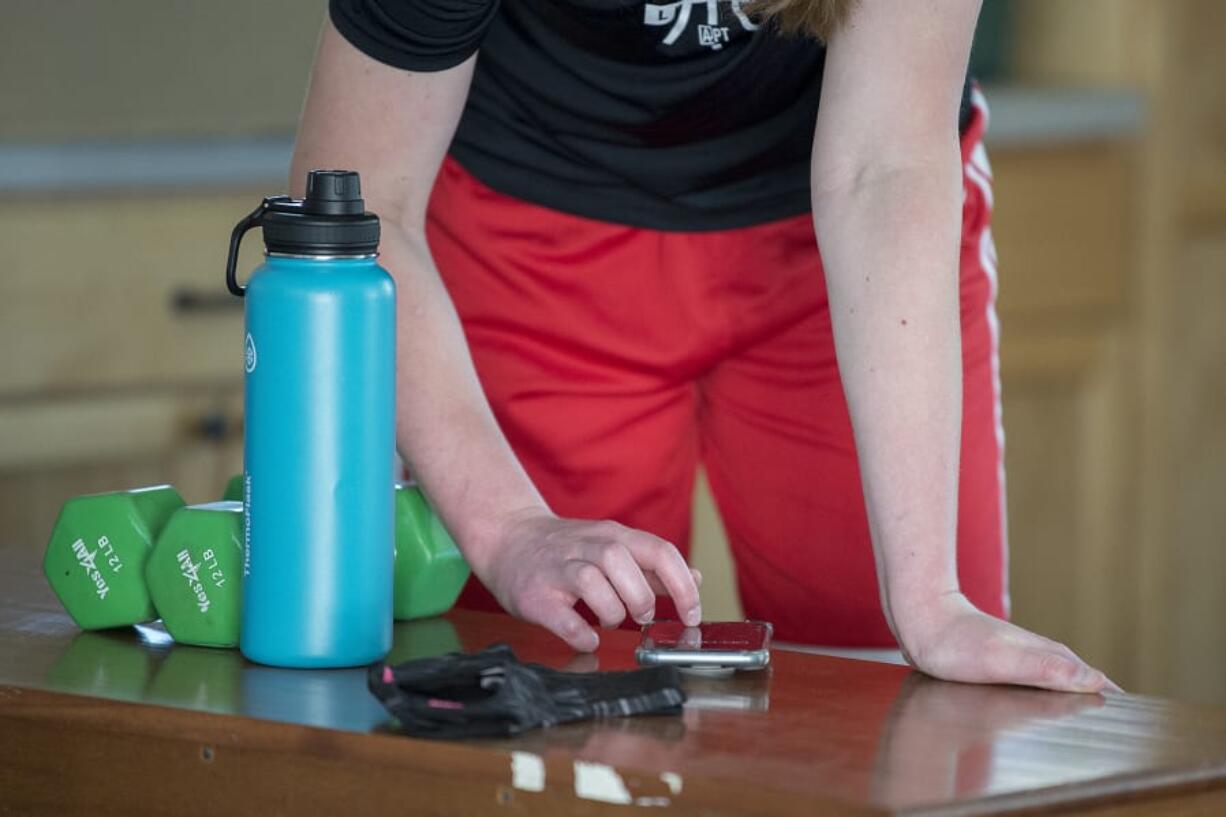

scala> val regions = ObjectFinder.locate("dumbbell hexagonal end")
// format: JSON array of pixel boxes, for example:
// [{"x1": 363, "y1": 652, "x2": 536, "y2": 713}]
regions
[
  {"x1": 145, "y1": 501, "x2": 244, "y2": 648},
  {"x1": 393, "y1": 485, "x2": 471, "y2": 621},
  {"x1": 221, "y1": 474, "x2": 244, "y2": 503},
  {"x1": 43, "y1": 486, "x2": 185, "y2": 630}
]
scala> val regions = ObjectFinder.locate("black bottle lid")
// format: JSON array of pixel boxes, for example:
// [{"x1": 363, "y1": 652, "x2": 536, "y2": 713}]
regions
[
  {"x1": 225, "y1": 170, "x2": 382, "y2": 296},
  {"x1": 261, "y1": 170, "x2": 380, "y2": 255}
]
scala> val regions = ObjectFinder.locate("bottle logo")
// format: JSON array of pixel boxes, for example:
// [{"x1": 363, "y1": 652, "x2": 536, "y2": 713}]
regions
[{"x1": 244, "y1": 333, "x2": 258, "y2": 373}]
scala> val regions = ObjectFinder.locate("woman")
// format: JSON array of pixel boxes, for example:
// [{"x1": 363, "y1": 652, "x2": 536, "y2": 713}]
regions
[{"x1": 293, "y1": 0, "x2": 1115, "y2": 692}]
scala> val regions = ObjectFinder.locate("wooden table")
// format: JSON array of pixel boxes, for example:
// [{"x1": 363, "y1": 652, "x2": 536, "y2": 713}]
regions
[{"x1": 4, "y1": 550, "x2": 1226, "y2": 816}]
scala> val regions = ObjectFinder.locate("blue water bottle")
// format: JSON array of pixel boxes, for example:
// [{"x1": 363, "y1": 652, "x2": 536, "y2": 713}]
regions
[{"x1": 225, "y1": 170, "x2": 395, "y2": 668}]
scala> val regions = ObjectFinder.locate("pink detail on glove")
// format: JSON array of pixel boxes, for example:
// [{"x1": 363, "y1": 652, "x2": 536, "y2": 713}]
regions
[{"x1": 427, "y1": 698, "x2": 465, "y2": 710}]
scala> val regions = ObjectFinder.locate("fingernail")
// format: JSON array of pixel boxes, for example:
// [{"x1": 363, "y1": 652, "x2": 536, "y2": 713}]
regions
[
  {"x1": 1077, "y1": 668, "x2": 1105, "y2": 691},
  {"x1": 684, "y1": 605, "x2": 702, "y2": 627}
]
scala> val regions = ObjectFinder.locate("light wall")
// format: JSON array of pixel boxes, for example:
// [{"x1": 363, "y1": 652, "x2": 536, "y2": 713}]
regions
[{"x1": 1, "y1": 0, "x2": 324, "y2": 141}]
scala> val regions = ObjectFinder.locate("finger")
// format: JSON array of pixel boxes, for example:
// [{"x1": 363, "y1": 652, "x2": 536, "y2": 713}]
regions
[
  {"x1": 564, "y1": 560, "x2": 627, "y2": 629},
  {"x1": 1070, "y1": 666, "x2": 1111, "y2": 694},
  {"x1": 520, "y1": 595, "x2": 600, "y2": 653},
  {"x1": 1030, "y1": 638, "x2": 1117, "y2": 694},
  {"x1": 679, "y1": 626, "x2": 703, "y2": 650},
  {"x1": 1036, "y1": 636, "x2": 1084, "y2": 666},
  {"x1": 1007, "y1": 648, "x2": 1107, "y2": 693},
  {"x1": 645, "y1": 572, "x2": 668, "y2": 596},
  {"x1": 618, "y1": 531, "x2": 702, "y2": 626},
  {"x1": 924, "y1": 678, "x2": 1104, "y2": 724},
  {"x1": 645, "y1": 567, "x2": 702, "y2": 596},
  {"x1": 581, "y1": 538, "x2": 656, "y2": 624}
]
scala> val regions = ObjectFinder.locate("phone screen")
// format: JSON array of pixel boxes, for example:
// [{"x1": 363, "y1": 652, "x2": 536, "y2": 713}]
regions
[{"x1": 640, "y1": 620, "x2": 772, "y2": 652}]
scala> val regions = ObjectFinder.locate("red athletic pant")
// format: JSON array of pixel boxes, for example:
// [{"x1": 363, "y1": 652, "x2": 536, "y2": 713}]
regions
[{"x1": 427, "y1": 90, "x2": 1006, "y2": 647}]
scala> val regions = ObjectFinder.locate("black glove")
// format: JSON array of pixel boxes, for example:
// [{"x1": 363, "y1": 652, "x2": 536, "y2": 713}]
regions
[{"x1": 368, "y1": 643, "x2": 686, "y2": 739}]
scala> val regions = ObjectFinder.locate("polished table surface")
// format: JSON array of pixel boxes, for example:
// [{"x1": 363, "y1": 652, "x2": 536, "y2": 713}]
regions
[{"x1": 4, "y1": 549, "x2": 1226, "y2": 816}]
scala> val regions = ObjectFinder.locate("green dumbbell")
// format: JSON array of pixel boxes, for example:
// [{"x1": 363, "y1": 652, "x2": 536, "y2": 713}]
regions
[
  {"x1": 222, "y1": 474, "x2": 244, "y2": 503},
  {"x1": 393, "y1": 482, "x2": 470, "y2": 620},
  {"x1": 219, "y1": 476, "x2": 470, "y2": 621},
  {"x1": 145, "y1": 501, "x2": 244, "y2": 648},
  {"x1": 43, "y1": 485, "x2": 186, "y2": 630}
]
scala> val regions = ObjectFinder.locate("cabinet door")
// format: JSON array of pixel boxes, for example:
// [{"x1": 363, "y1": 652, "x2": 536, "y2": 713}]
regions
[
  {"x1": 0, "y1": 192, "x2": 251, "y2": 554},
  {"x1": 992, "y1": 142, "x2": 1136, "y2": 684},
  {"x1": 0, "y1": 388, "x2": 243, "y2": 551},
  {"x1": 0, "y1": 195, "x2": 259, "y2": 397}
]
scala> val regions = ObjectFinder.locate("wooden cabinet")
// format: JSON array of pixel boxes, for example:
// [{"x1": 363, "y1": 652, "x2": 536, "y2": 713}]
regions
[
  {"x1": 1007, "y1": 0, "x2": 1226, "y2": 704},
  {"x1": 993, "y1": 142, "x2": 1138, "y2": 683},
  {"x1": 0, "y1": 0, "x2": 324, "y2": 548},
  {"x1": 0, "y1": 196, "x2": 262, "y2": 393},
  {"x1": 0, "y1": 194, "x2": 259, "y2": 547}
]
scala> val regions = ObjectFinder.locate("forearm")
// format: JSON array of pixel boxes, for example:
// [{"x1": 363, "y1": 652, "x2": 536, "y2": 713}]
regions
[
  {"x1": 290, "y1": 146, "x2": 548, "y2": 580},
  {"x1": 286, "y1": 23, "x2": 545, "y2": 575},
  {"x1": 788, "y1": 0, "x2": 1111, "y2": 692},
  {"x1": 380, "y1": 218, "x2": 549, "y2": 572},
  {"x1": 812, "y1": 155, "x2": 964, "y2": 639}
]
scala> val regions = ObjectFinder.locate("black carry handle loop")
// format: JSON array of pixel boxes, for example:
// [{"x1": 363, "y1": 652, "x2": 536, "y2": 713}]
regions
[{"x1": 225, "y1": 196, "x2": 291, "y2": 297}]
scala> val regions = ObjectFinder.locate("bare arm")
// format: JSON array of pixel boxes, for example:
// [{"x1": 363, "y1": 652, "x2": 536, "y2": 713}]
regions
[
  {"x1": 812, "y1": 0, "x2": 1113, "y2": 692},
  {"x1": 293, "y1": 23, "x2": 543, "y2": 572},
  {"x1": 292, "y1": 21, "x2": 701, "y2": 650}
]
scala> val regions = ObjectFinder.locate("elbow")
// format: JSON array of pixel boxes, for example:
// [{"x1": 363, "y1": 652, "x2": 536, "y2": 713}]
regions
[
  {"x1": 812, "y1": 145, "x2": 960, "y2": 202},
  {"x1": 810, "y1": 150, "x2": 962, "y2": 230}
]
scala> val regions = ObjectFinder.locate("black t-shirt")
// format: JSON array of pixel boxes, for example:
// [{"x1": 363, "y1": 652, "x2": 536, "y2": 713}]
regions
[{"x1": 331, "y1": 0, "x2": 968, "y2": 231}]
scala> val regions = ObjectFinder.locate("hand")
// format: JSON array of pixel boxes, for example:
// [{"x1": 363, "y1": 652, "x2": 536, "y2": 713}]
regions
[
  {"x1": 893, "y1": 591, "x2": 1122, "y2": 693},
  {"x1": 472, "y1": 509, "x2": 703, "y2": 652}
]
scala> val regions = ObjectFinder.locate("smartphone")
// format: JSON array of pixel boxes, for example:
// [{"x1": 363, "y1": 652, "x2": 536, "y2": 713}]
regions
[{"x1": 635, "y1": 620, "x2": 773, "y2": 670}]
